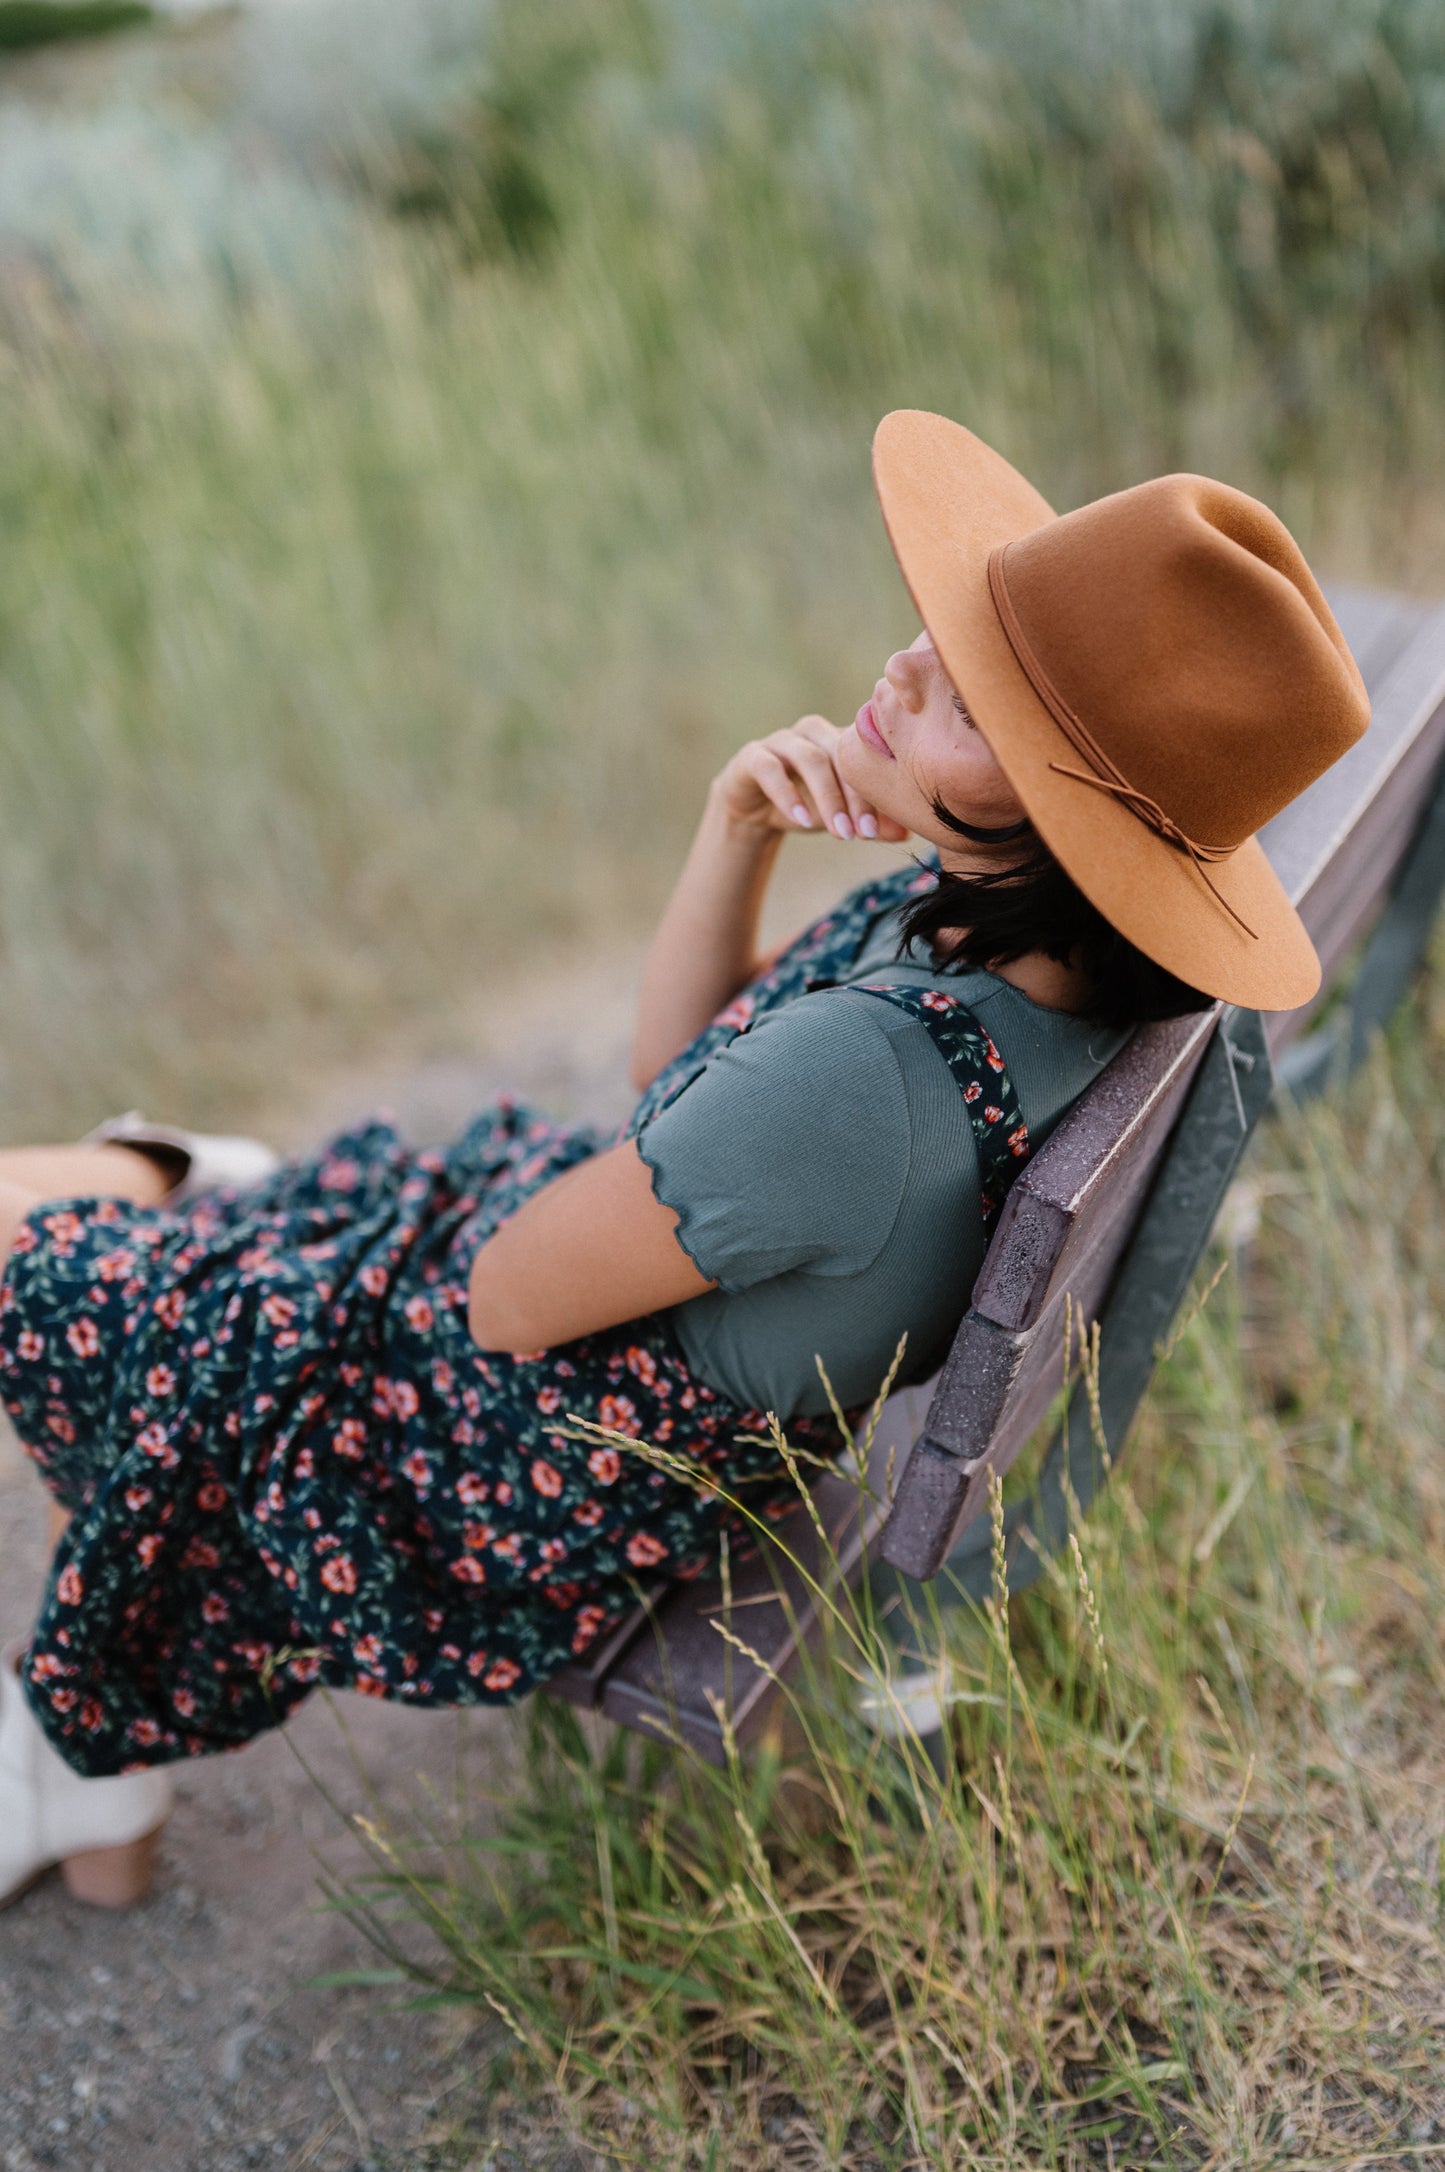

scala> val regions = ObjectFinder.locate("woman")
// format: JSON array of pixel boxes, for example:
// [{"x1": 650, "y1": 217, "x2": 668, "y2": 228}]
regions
[{"x1": 0, "y1": 411, "x2": 1368, "y2": 1908}]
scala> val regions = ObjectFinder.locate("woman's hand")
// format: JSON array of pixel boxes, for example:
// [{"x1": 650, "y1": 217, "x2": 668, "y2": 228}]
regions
[{"x1": 712, "y1": 715, "x2": 911, "y2": 844}]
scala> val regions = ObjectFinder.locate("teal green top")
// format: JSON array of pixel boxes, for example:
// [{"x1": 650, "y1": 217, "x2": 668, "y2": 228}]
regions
[{"x1": 636, "y1": 901, "x2": 1130, "y2": 1420}]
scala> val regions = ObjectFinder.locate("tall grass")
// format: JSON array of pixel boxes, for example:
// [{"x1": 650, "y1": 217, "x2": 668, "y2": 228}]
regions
[
  {"x1": 2, "y1": 0, "x2": 1444, "y2": 1138},
  {"x1": 329, "y1": 960, "x2": 1445, "y2": 2168}
]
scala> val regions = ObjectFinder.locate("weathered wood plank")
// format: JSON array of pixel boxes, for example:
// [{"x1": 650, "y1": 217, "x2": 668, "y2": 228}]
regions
[{"x1": 595, "y1": 1386, "x2": 931, "y2": 1759}]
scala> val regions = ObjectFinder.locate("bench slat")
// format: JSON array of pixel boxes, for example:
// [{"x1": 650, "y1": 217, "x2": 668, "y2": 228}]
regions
[{"x1": 593, "y1": 1385, "x2": 933, "y2": 1759}]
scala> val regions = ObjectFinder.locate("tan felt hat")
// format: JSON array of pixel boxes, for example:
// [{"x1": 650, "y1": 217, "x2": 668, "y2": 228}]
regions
[{"x1": 871, "y1": 410, "x2": 1371, "y2": 1010}]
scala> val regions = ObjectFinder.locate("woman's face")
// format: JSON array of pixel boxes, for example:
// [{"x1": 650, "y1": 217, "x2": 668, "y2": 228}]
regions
[{"x1": 837, "y1": 629, "x2": 1028, "y2": 857}]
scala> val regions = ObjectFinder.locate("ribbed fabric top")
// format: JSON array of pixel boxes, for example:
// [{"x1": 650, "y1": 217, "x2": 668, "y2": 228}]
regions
[{"x1": 636, "y1": 902, "x2": 1129, "y2": 1419}]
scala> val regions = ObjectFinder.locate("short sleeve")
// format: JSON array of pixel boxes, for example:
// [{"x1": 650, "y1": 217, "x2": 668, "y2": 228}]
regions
[{"x1": 635, "y1": 993, "x2": 912, "y2": 1295}]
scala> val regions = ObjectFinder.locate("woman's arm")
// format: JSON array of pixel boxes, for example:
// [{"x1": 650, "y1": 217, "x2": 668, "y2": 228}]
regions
[
  {"x1": 630, "y1": 716, "x2": 908, "y2": 1091},
  {"x1": 468, "y1": 1139, "x2": 712, "y2": 1351},
  {"x1": 467, "y1": 718, "x2": 911, "y2": 1354}
]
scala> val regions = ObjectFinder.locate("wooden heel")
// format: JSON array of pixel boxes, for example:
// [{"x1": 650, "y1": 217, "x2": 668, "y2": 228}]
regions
[{"x1": 60, "y1": 1822, "x2": 163, "y2": 1908}]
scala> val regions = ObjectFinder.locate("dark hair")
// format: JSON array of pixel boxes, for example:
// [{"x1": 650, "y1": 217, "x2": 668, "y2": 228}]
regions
[{"x1": 898, "y1": 810, "x2": 1213, "y2": 1033}]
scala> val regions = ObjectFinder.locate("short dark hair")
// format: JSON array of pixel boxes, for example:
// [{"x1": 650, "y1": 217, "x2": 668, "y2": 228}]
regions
[{"x1": 897, "y1": 819, "x2": 1213, "y2": 1033}]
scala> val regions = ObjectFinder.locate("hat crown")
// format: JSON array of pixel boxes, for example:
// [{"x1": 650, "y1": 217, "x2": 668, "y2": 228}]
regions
[{"x1": 994, "y1": 475, "x2": 1369, "y2": 850}]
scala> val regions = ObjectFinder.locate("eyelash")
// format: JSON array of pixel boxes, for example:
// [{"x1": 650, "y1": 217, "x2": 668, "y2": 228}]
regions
[{"x1": 951, "y1": 693, "x2": 973, "y2": 727}]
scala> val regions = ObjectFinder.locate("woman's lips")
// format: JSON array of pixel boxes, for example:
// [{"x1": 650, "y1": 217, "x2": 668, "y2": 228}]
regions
[{"x1": 855, "y1": 700, "x2": 894, "y2": 758}]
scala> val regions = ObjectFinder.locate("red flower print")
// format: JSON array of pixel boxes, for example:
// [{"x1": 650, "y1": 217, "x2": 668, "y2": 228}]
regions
[
  {"x1": 964, "y1": 1081, "x2": 982, "y2": 1103},
  {"x1": 456, "y1": 1472, "x2": 489, "y2": 1506},
  {"x1": 571, "y1": 1605, "x2": 609, "y2": 1653},
  {"x1": 984, "y1": 1105, "x2": 1004, "y2": 1125},
  {"x1": 359, "y1": 1263, "x2": 388, "y2": 1297},
  {"x1": 137, "y1": 1422, "x2": 177, "y2": 1466},
  {"x1": 625, "y1": 1346, "x2": 658, "y2": 1387},
  {"x1": 483, "y1": 1657, "x2": 521, "y2": 1692},
  {"x1": 536, "y1": 1385, "x2": 563, "y2": 1416},
  {"x1": 530, "y1": 1458, "x2": 563, "y2": 1498},
  {"x1": 66, "y1": 1318, "x2": 100, "y2": 1360},
  {"x1": 201, "y1": 1594, "x2": 230, "y2": 1626},
  {"x1": 494, "y1": 1480, "x2": 513, "y2": 1506},
  {"x1": 56, "y1": 1564, "x2": 83, "y2": 1607},
  {"x1": 288, "y1": 1651, "x2": 322, "y2": 1684},
  {"x1": 173, "y1": 1688, "x2": 196, "y2": 1719},
  {"x1": 79, "y1": 1698, "x2": 105, "y2": 1733},
  {"x1": 462, "y1": 1521, "x2": 494, "y2": 1551},
  {"x1": 587, "y1": 1447, "x2": 621, "y2": 1486},
  {"x1": 46, "y1": 1414, "x2": 76, "y2": 1446},
  {"x1": 130, "y1": 1717, "x2": 164, "y2": 1748},
  {"x1": 922, "y1": 990, "x2": 955, "y2": 1012},
  {"x1": 572, "y1": 1499, "x2": 604, "y2": 1528},
  {"x1": 145, "y1": 1364, "x2": 176, "y2": 1398},
  {"x1": 320, "y1": 1555, "x2": 358, "y2": 1595},
  {"x1": 402, "y1": 1450, "x2": 431, "y2": 1491},
  {"x1": 261, "y1": 1293, "x2": 296, "y2": 1329},
  {"x1": 125, "y1": 1484, "x2": 154, "y2": 1513},
  {"x1": 181, "y1": 1539, "x2": 220, "y2": 1572},
  {"x1": 353, "y1": 1634, "x2": 383, "y2": 1668},
  {"x1": 355, "y1": 1676, "x2": 388, "y2": 1698},
  {"x1": 449, "y1": 1557, "x2": 487, "y2": 1584},
  {"x1": 598, "y1": 1394, "x2": 640, "y2": 1437},
  {"x1": 319, "y1": 1157, "x2": 360, "y2": 1190},
  {"x1": 1008, "y1": 1125, "x2": 1029, "y2": 1157},
  {"x1": 986, "y1": 1040, "x2": 1005, "y2": 1072},
  {"x1": 196, "y1": 1481, "x2": 227, "y2": 1512},
  {"x1": 391, "y1": 1379, "x2": 420, "y2": 1421},
  {"x1": 138, "y1": 1534, "x2": 164, "y2": 1567},
  {"x1": 404, "y1": 1296, "x2": 434, "y2": 1333},
  {"x1": 16, "y1": 1329, "x2": 43, "y2": 1362},
  {"x1": 43, "y1": 1210, "x2": 84, "y2": 1248},
  {"x1": 332, "y1": 1418, "x2": 367, "y2": 1460},
  {"x1": 153, "y1": 1289, "x2": 185, "y2": 1331},
  {"x1": 626, "y1": 1532, "x2": 667, "y2": 1568}
]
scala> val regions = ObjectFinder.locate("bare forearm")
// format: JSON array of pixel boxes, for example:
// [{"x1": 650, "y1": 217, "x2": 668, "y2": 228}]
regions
[{"x1": 630, "y1": 788, "x2": 782, "y2": 1090}]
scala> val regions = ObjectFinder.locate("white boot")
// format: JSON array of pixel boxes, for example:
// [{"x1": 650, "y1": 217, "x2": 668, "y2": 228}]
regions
[
  {"x1": 82, "y1": 1109, "x2": 281, "y2": 1206},
  {"x1": 0, "y1": 1646, "x2": 173, "y2": 1909}
]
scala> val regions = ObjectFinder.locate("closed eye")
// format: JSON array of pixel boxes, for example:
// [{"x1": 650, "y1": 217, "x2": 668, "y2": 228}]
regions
[
  {"x1": 930, "y1": 793, "x2": 984, "y2": 838},
  {"x1": 951, "y1": 692, "x2": 976, "y2": 728}
]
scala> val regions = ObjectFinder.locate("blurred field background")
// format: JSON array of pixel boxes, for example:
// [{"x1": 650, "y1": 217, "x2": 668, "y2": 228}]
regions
[
  {"x1": 3, "y1": 0, "x2": 1445, "y2": 1139},
  {"x1": 4, "y1": 8, "x2": 1445, "y2": 2167}
]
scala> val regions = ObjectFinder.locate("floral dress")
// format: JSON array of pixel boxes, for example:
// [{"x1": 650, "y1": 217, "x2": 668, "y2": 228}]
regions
[{"x1": 1, "y1": 863, "x2": 1029, "y2": 1777}]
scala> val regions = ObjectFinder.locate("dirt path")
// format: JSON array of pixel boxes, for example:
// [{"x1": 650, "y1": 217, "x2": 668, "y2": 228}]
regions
[{"x1": 0, "y1": 845, "x2": 872, "y2": 2172}]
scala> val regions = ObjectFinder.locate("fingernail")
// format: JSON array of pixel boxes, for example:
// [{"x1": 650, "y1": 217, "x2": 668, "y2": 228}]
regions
[
  {"x1": 857, "y1": 813, "x2": 878, "y2": 839},
  {"x1": 792, "y1": 803, "x2": 812, "y2": 827},
  {"x1": 832, "y1": 812, "x2": 854, "y2": 840}
]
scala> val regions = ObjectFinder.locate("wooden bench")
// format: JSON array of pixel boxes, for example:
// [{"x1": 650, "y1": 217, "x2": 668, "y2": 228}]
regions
[{"x1": 549, "y1": 584, "x2": 1445, "y2": 1762}]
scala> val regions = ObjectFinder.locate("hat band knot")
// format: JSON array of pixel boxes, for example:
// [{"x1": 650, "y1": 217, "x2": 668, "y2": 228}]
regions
[{"x1": 986, "y1": 547, "x2": 1257, "y2": 941}]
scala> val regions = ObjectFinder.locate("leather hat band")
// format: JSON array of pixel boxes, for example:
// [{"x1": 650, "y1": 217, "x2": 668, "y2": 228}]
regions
[{"x1": 986, "y1": 547, "x2": 1256, "y2": 939}]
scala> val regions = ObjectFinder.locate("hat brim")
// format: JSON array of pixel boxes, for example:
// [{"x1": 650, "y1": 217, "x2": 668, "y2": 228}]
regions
[{"x1": 871, "y1": 409, "x2": 1321, "y2": 1011}]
